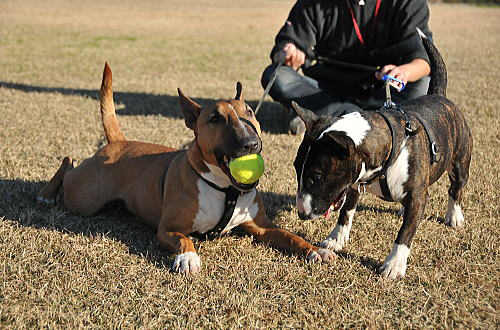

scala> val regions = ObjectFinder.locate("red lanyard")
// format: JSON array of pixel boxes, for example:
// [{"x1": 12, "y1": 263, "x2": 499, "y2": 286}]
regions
[{"x1": 346, "y1": 0, "x2": 381, "y2": 48}]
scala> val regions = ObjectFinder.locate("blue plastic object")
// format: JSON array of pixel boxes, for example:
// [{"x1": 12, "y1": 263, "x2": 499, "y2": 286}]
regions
[{"x1": 382, "y1": 74, "x2": 406, "y2": 91}]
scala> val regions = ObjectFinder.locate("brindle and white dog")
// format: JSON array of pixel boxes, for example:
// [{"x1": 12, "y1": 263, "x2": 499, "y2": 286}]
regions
[{"x1": 292, "y1": 36, "x2": 472, "y2": 279}]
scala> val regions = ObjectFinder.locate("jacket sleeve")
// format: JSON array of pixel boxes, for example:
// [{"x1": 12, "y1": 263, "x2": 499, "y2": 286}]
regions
[
  {"x1": 394, "y1": 0, "x2": 431, "y2": 64},
  {"x1": 270, "y1": 0, "x2": 320, "y2": 62}
]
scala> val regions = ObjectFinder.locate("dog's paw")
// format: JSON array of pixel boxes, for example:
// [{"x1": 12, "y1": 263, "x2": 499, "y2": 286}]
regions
[
  {"x1": 320, "y1": 224, "x2": 350, "y2": 251},
  {"x1": 307, "y1": 248, "x2": 336, "y2": 263},
  {"x1": 444, "y1": 198, "x2": 464, "y2": 227},
  {"x1": 171, "y1": 252, "x2": 201, "y2": 275},
  {"x1": 378, "y1": 244, "x2": 409, "y2": 280}
]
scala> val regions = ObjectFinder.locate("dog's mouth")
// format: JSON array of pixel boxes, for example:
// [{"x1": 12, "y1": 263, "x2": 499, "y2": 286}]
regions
[
  {"x1": 324, "y1": 188, "x2": 348, "y2": 220},
  {"x1": 218, "y1": 155, "x2": 258, "y2": 192}
]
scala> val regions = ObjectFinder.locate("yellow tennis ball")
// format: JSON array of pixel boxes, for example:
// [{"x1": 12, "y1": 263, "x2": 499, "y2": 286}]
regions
[{"x1": 229, "y1": 154, "x2": 265, "y2": 184}]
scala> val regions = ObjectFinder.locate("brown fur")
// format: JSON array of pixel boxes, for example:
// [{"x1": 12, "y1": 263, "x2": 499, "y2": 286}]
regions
[{"x1": 37, "y1": 64, "x2": 335, "y2": 274}]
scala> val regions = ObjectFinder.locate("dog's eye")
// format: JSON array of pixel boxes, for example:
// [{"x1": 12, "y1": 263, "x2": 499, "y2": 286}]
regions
[
  {"x1": 209, "y1": 112, "x2": 222, "y2": 123},
  {"x1": 245, "y1": 107, "x2": 254, "y2": 117}
]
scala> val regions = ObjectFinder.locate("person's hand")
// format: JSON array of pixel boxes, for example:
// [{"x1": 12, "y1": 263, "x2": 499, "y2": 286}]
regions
[
  {"x1": 375, "y1": 59, "x2": 431, "y2": 91},
  {"x1": 375, "y1": 64, "x2": 409, "y2": 91},
  {"x1": 274, "y1": 43, "x2": 305, "y2": 70}
]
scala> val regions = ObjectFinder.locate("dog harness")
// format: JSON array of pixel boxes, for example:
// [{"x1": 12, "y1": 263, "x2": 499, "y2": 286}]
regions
[
  {"x1": 188, "y1": 173, "x2": 255, "y2": 240},
  {"x1": 357, "y1": 77, "x2": 441, "y2": 201}
]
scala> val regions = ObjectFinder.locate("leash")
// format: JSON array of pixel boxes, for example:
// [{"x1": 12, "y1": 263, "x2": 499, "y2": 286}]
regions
[
  {"x1": 254, "y1": 55, "x2": 286, "y2": 114},
  {"x1": 313, "y1": 56, "x2": 380, "y2": 72}
]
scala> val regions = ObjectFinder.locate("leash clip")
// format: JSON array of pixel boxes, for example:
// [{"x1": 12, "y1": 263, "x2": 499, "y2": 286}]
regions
[
  {"x1": 357, "y1": 182, "x2": 367, "y2": 194},
  {"x1": 382, "y1": 74, "x2": 406, "y2": 92},
  {"x1": 430, "y1": 142, "x2": 442, "y2": 163}
]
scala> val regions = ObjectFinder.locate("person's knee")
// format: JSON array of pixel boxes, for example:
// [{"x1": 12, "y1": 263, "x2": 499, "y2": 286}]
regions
[
  {"x1": 261, "y1": 64, "x2": 275, "y2": 89},
  {"x1": 261, "y1": 64, "x2": 299, "y2": 99}
]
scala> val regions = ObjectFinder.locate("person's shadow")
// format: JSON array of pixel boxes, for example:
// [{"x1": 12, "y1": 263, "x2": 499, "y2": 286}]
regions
[{"x1": 0, "y1": 81, "x2": 288, "y2": 134}]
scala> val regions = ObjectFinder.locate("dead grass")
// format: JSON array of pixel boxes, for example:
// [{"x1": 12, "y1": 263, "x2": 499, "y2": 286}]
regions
[{"x1": 0, "y1": 0, "x2": 498, "y2": 328}]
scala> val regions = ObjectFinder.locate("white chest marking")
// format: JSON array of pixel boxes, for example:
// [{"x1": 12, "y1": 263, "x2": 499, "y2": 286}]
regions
[
  {"x1": 221, "y1": 189, "x2": 258, "y2": 234},
  {"x1": 317, "y1": 112, "x2": 370, "y2": 146},
  {"x1": 352, "y1": 146, "x2": 409, "y2": 200},
  {"x1": 386, "y1": 145, "x2": 409, "y2": 201},
  {"x1": 192, "y1": 179, "x2": 258, "y2": 235}
]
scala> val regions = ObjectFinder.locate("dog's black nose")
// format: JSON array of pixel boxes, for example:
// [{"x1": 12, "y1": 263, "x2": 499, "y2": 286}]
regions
[{"x1": 242, "y1": 138, "x2": 261, "y2": 154}]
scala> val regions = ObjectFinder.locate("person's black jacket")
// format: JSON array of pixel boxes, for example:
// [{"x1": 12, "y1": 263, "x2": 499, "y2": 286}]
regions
[{"x1": 270, "y1": 0, "x2": 432, "y2": 84}]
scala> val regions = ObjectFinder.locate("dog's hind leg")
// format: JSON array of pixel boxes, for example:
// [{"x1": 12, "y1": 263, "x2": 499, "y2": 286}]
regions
[
  {"x1": 445, "y1": 157, "x2": 471, "y2": 227},
  {"x1": 321, "y1": 188, "x2": 359, "y2": 251},
  {"x1": 37, "y1": 156, "x2": 74, "y2": 205}
]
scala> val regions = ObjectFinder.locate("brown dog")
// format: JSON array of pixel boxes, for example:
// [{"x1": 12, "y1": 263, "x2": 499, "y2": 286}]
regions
[{"x1": 37, "y1": 63, "x2": 335, "y2": 274}]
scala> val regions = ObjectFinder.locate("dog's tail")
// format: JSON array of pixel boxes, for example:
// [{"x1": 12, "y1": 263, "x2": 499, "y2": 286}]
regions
[
  {"x1": 417, "y1": 28, "x2": 447, "y2": 97},
  {"x1": 100, "y1": 62, "x2": 126, "y2": 143}
]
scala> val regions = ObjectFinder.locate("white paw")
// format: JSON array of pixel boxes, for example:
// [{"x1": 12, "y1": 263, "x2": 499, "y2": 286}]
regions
[
  {"x1": 320, "y1": 224, "x2": 350, "y2": 251},
  {"x1": 307, "y1": 248, "x2": 336, "y2": 263},
  {"x1": 444, "y1": 197, "x2": 464, "y2": 227},
  {"x1": 171, "y1": 252, "x2": 201, "y2": 275},
  {"x1": 378, "y1": 244, "x2": 410, "y2": 280}
]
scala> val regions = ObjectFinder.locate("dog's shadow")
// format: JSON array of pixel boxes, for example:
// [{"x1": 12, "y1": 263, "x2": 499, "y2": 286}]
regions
[
  {"x1": 1, "y1": 178, "x2": 423, "y2": 272},
  {"x1": 0, "y1": 178, "x2": 299, "y2": 269},
  {"x1": 0, "y1": 81, "x2": 288, "y2": 134}
]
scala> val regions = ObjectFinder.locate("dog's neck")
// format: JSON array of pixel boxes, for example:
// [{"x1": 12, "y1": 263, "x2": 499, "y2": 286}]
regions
[
  {"x1": 187, "y1": 141, "x2": 231, "y2": 188},
  {"x1": 351, "y1": 111, "x2": 411, "y2": 193}
]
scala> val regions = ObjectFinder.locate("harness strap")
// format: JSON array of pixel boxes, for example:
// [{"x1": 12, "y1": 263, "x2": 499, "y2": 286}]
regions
[
  {"x1": 189, "y1": 171, "x2": 248, "y2": 240},
  {"x1": 369, "y1": 109, "x2": 397, "y2": 201},
  {"x1": 409, "y1": 111, "x2": 441, "y2": 164}
]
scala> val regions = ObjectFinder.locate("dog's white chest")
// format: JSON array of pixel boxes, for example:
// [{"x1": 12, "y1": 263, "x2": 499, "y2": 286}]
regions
[{"x1": 192, "y1": 179, "x2": 258, "y2": 235}]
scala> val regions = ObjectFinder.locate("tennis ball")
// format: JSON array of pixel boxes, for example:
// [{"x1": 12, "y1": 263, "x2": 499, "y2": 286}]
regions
[{"x1": 229, "y1": 154, "x2": 265, "y2": 184}]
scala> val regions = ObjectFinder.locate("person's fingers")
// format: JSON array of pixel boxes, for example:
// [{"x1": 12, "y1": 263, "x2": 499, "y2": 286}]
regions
[
  {"x1": 296, "y1": 49, "x2": 305, "y2": 67},
  {"x1": 375, "y1": 64, "x2": 396, "y2": 80},
  {"x1": 284, "y1": 44, "x2": 296, "y2": 66}
]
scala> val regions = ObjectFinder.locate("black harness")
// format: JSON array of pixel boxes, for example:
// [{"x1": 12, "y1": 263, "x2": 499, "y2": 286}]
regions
[
  {"x1": 188, "y1": 174, "x2": 254, "y2": 240},
  {"x1": 357, "y1": 102, "x2": 441, "y2": 201}
]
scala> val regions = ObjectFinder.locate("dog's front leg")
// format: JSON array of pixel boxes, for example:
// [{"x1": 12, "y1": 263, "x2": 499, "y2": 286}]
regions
[
  {"x1": 379, "y1": 189, "x2": 428, "y2": 279},
  {"x1": 157, "y1": 229, "x2": 200, "y2": 275},
  {"x1": 240, "y1": 202, "x2": 336, "y2": 263},
  {"x1": 321, "y1": 188, "x2": 359, "y2": 251}
]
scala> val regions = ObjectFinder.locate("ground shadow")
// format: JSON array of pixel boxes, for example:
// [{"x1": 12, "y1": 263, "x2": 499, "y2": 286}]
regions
[
  {"x1": 0, "y1": 178, "x2": 296, "y2": 268},
  {"x1": 0, "y1": 81, "x2": 288, "y2": 134}
]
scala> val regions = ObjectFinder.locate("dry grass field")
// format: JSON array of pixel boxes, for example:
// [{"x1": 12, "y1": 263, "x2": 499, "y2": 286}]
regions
[{"x1": 0, "y1": 0, "x2": 498, "y2": 327}]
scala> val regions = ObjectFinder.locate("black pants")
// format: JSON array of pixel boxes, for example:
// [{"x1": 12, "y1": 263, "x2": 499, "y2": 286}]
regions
[{"x1": 261, "y1": 64, "x2": 430, "y2": 117}]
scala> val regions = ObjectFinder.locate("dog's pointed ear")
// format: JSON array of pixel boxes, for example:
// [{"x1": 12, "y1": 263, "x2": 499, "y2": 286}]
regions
[
  {"x1": 291, "y1": 101, "x2": 317, "y2": 131},
  {"x1": 235, "y1": 82, "x2": 243, "y2": 100},
  {"x1": 324, "y1": 131, "x2": 355, "y2": 159},
  {"x1": 178, "y1": 88, "x2": 202, "y2": 130}
]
